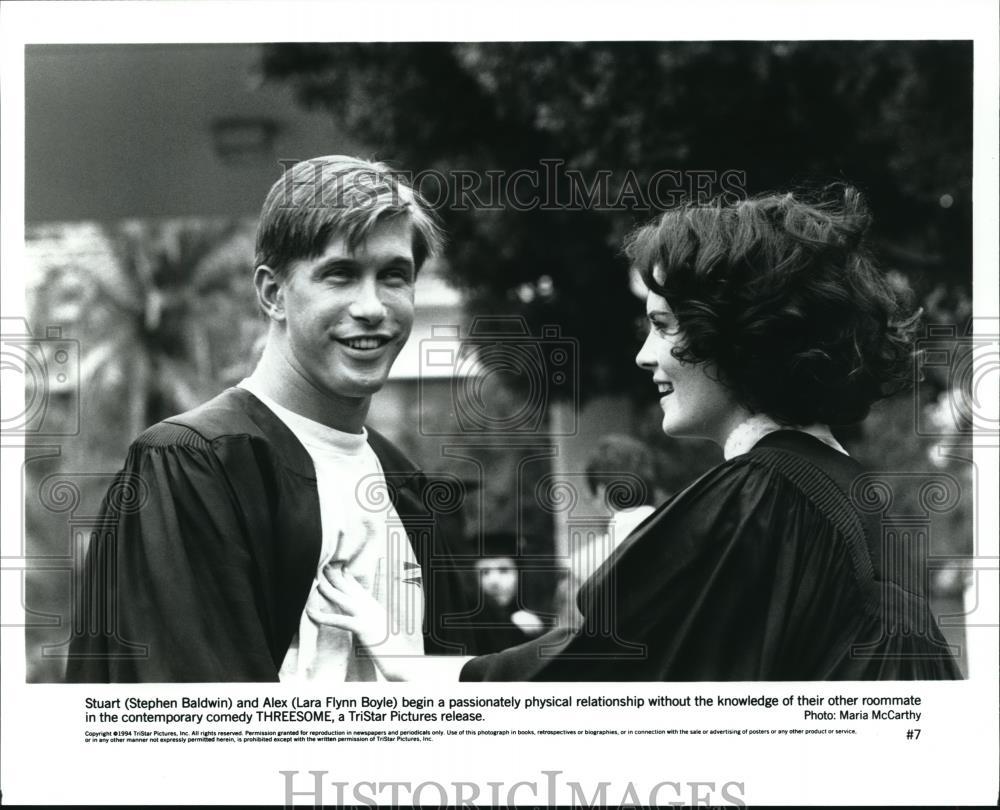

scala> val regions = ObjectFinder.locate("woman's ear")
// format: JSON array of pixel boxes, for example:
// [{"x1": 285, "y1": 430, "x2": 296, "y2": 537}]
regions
[{"x1": 253, "y1": 264, "x2": 285, "y2": 322}]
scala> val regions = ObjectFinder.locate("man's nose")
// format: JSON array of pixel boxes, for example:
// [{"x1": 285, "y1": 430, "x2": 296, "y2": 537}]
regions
[{"x1": 348, "y1": 276, "x2": 387, "y2": 323}]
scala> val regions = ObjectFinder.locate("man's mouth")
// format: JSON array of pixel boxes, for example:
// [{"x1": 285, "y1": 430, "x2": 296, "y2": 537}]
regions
[
  {"x1": 656, "y1": 381, "x2": 674, "y2": 399},
  {"x1": 337, "y1": 335, "x2": 393, "y2": 352}
]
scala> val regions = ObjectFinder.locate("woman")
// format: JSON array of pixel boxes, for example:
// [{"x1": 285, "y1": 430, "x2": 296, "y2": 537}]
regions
[{"x1": 313, "y1": 187, "x2": 962, "y2": 681}]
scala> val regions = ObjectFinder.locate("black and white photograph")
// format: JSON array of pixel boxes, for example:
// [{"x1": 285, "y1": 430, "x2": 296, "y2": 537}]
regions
[
  {"x1": 20, "y1": 39, "x2": 977, "y2": 683},
  {"x1": 1, "y1": 0, "x2": 997, "y2": 806}
]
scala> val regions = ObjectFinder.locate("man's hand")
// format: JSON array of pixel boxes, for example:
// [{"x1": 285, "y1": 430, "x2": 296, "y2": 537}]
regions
[{"x1": 511, "y1": 609, "x2": 546, "y2": 637}]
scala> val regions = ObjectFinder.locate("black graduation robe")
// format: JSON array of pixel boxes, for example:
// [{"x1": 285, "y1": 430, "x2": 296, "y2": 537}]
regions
[
  {"x1": 460, "y1": 431, "x2": 962, "y2": 681},
  {"x1": 464, "y1": 601, "x2": 543, "y2": 655},
  {"x1": 65, "y1": 387, "x2": 473, "y2": 682}
]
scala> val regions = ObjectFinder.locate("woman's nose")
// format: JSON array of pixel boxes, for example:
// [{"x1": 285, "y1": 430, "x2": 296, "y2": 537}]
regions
[{"x1": 635, "y1": 333, "x2": 656, "y2": 370}]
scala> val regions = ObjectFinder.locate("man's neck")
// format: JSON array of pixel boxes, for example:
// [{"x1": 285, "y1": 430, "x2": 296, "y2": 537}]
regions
[{"x1": 248, "y1": 340, "x2": 370, "y2": 434}]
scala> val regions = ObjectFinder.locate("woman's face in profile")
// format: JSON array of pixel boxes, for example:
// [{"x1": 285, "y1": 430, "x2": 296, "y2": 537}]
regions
[{"x1": 635, "y1": 290, "x2": 743, "y2": 446}]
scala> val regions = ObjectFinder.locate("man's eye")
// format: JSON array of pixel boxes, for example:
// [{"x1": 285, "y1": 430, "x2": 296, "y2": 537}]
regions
[{"x1": 382, "y1": 268, "x2": 413, "y2": 284}]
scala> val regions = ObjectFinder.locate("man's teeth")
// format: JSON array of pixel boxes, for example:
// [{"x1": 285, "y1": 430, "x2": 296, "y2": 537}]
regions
[
  {"x1": 658, "y1": 384, "x2": 674, "y2": 394},
  {"x1": 343, "y1": 337, "x2": 387, "y2": 350}
]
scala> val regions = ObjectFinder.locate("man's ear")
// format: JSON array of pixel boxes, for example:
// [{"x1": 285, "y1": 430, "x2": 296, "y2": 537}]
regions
[{"x1": 254, "y1": 264, "x2": 285, "y2": 322}]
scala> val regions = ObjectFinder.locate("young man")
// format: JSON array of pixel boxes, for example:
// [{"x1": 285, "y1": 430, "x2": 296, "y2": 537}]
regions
[{"x1": 66, "y1": 156, "x2": 470, "y2": 682}]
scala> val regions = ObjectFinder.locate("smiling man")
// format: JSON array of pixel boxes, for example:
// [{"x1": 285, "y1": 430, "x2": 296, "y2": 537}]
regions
[{"x1": 67, "y1": 156, "x2": 468, "y2": 682}]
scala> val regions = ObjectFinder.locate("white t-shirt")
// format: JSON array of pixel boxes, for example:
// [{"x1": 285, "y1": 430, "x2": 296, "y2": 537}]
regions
[{"x1": 238, "y1": 380, "x2": 424, "y2": 681}]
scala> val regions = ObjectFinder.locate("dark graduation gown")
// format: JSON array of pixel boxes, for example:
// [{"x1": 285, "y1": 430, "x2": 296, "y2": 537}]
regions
[
  {"x1": 461, "y1": 431, "x2": 962, "y2": 681},
  {"x1": 465, "y1": 602, "x2": 542, "y2": 655},
  {"x1": 65, "y1": 387, "x2": 472, "y2": 682}
]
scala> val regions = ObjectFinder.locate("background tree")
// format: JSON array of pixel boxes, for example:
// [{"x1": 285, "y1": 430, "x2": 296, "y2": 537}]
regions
[
  {"x1": 24, "y1": 219, "x2": 260, "y2": 682},
  {"x1": 261, "y1": 41, "x2": 973, "y2": 399}
]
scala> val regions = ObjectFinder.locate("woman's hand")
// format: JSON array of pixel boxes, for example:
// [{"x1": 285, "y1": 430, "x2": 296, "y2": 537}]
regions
[
  {"x1": 307, "y1": 561, "x2": 474, "y2": 682},
  {"x1": 307, "y1": 562, "x2": 419, "y2": 681},
  {"x1": 306, "y1": 562, "x2": 386, "y2": 649}
]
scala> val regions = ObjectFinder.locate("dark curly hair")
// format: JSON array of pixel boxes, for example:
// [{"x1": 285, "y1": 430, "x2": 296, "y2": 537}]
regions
[{"x1": 623, "y1": 186, "x2": 920, "y2": 426}]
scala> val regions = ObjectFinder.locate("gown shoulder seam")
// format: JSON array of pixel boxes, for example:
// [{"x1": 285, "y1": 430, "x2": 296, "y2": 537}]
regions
[{"x1": 746, "y1": 448, "x2": 881, "y2": 617}]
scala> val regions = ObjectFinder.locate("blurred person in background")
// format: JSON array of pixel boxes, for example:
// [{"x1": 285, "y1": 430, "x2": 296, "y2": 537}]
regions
[
  {"x1": 311, "y1": 186, "x2": 962, "y2": 681},
  {"x1": 558, "y1": 435, "x2": 667, "y2": 626},
  {"x1": 466, "y1": 532, "x2": 545, "y2": 654},
  {"x1": 67, "y1": 155, "x2": 472, "y2": 682}
]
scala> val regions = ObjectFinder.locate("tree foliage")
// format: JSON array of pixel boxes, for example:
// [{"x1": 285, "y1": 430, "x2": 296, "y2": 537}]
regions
[{"x1": 261, "y1": 41, "x2": 972, "y2": 398}]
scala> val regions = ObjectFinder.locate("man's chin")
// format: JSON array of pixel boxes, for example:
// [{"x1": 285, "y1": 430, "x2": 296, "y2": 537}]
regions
[{"x1": 334, "y1": 373, "x2": 392, "y2": 398}]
